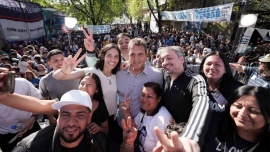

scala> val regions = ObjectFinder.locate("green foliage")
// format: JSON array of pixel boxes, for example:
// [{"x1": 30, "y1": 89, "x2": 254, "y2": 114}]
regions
[
  {"x1": 28, "y1": 0, "x2": 53, "y2": 7},
  {"x1": 29, "y1": 0, "x2": 125, "y2": 25},
  {"x1": 127, "y1": 0, "x2": 146, "y2": 21}
]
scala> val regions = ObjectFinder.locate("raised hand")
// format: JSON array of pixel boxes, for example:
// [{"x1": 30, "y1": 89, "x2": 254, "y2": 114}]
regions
[
  {"x1": 83, "y1": 28, "x2": 95, "y2": 52},
  {"x1": 122, "y1": 116, "x2": 137, "y2": 146},
  {"x1": 153, "y1": 126, "x2": 183, "y2": 152},
  {"x1": 61, "y1": 48, "x2": 86, "y2": 75},
  {"x1": 120, "y1": 95, "x2": 131, "y2": 113}
]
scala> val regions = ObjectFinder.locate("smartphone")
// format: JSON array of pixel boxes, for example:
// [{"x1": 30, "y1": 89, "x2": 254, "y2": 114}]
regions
[{"x1": 0, "y1": 72, "x2": 15, "y2": 93}]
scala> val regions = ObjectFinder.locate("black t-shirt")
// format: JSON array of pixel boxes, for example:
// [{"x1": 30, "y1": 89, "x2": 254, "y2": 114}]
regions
[
  {"x1": 60, "y1": 136, "x2": 89, "y2": 152},
  {"x1": 91, "y1": 101, "x2": 109, "y2": 125},
  {"x1": 207, "y1": 131, "x2": 258, "y2": 152}
]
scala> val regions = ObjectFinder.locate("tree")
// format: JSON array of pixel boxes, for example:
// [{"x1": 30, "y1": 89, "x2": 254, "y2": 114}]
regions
[
  {"x1": 67, "y1": 0, "x2": 124, "y2": 25},
  {"x1": 126, "y1": 0, "x2": 146, "y2": 22},
  {"x1": 29, "y1": 0, "x2": 125, "y2": 25},
  {"x1": 146, "y1": 0, "x2": 169, "y2": 32}
]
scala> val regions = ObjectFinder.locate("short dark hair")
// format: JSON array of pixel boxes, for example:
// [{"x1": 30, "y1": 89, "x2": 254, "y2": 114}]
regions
[
  {"x1": 47, "y1": 49, "x2": 64, "y2": 61},
  {"x1": 116, "y1": 33, "x2": 131, "y2": 44},
  {"x1": 140, "y1": 82, "x2": 163, "y2": 116},
  {"x1": 128, "y1": 38, "x2": 147, "y2": 54}
]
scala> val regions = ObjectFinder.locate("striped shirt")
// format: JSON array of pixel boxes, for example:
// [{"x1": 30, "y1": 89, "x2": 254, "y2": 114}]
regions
[{"x1": 163, "y1": 68, "x2": 211, "y2": 147}]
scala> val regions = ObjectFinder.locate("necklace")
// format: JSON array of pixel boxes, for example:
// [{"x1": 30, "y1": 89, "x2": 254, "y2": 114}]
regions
[{"x1": 106, "y1": 76, "x2": 112, "y2": 85}]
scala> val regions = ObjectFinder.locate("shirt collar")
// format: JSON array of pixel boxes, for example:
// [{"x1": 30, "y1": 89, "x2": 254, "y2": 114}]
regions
[{"x1": 125, "y1": 65, "x2": 149, "y2": 76}]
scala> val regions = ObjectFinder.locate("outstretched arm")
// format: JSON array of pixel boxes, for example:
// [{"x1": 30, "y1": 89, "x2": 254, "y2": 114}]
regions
[
  {"x1": 229, "y1": 63, "x2": 245, "y2": 73},
  {"x1": 0, "y1": 93, "x2": 56, "y2": 114}
]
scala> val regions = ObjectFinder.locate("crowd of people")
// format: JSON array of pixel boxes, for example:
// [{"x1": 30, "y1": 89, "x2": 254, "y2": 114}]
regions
[{"x1": 0, "y1": 25, "x2": 270, "y2": 152}]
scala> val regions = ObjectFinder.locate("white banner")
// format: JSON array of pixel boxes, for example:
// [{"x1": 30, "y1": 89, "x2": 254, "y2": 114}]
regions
[
  {"x1": 84, "y1": 25, "x2": 111, "y2": 34},
  {"x1": 162, "y1": 11, "x2": 175, "y2": 21},
  {"x1": 193, "y1": 3, "x2": 233, "y2": 22},
  {"x1": 0, "y1": 19, "x2": 45, "y2": 42},
  {"x1": 0, "y1": 0, "x2": 45, "y2": 42},
  {"x1": 161, "y1": 3, "x2": 234, "y2": 22},
  {"x1": 150, "y1": 13, "x2": 159, "y2": 33},
  {"x1": 174, "y1": 9, "x2": 194, "y2": 21}
]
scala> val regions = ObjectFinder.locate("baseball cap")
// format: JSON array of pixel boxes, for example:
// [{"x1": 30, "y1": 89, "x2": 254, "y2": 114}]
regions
[
  {"x1": 52, "y1": 90, "x2": 92, "y2": 110},
  {"x1": 259, "y1": 54, "x2": 270, "y2": 63}
]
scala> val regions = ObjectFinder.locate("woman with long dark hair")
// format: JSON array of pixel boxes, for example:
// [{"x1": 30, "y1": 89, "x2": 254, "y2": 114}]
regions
[
  {"x1": 199, "y1": 51, "x2": 243, "y2": 151},
  {"x1": 53, "y1": 43, "x2": 121, "y2": 117},
  {"x1": 212, "y1": 85, "x2": 270, "y2": 151}
]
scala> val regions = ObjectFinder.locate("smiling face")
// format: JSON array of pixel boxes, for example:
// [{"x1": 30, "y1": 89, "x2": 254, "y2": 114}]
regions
[
  {"x1": 230, "y1": 95, "x2": 266, "y2": 134},
  {"x1": 103, "y1": 48, "x2": 120, "y2": 72},
  {"x1": 78, "y1": 76, "x2": 97, "y2": 98},
  {"x1": 129, "y1": 45, "x2": 147, "y2": 74},
  {"x1": 118, "y1": 36, "x2": 130, "y2": 54},
  {"x1": 203, "y1": 55, "x2": 226, "y2": 83},
  {"x1": 160, "y1": 49, "x2": 185, "y2": 78},
  {"x1": 47, "y1": 54, "x2": 64, "y2": 71},
  {"x1": 58, "y1": 104, "x2": 92, "y2": 147},
  {"x1": 140, "y1": 87, "x2": 160, "y2": 115}
]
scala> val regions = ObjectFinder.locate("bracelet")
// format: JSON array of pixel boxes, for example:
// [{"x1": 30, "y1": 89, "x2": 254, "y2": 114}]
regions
[{"x1": 60, "y1": 70, "x2": 67, "y2": 76}]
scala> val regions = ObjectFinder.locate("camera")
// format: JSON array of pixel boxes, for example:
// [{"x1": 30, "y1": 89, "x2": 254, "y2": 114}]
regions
[{"x1": 0, "y1": 72, "x2": 15, "y2": 93}]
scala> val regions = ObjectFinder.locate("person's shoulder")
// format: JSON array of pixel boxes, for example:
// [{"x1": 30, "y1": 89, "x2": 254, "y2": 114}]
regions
[
  {"x1": 15, "y1": 78, "x2": 33, "y2": 87},
  {"x1": 185, "y1": 68, "x2": 203, "y2": 79},
  {"x1": 15, "y1": 77, "x2": 28, "y2": 83},
  {"x1": 157, "y1": 106, "x2": 172, "y2": 118},
  {"x1": 15, "y1": 125, "x2": 56, "y2": 152},
  {"x1": 116, "y1": 67, "x2": 128, "y2": 75},
  {"x1": 40, "y1": 71, "x2": 53, "y2": 80},
  {"x1": 146, "y1": 65, "x2": 162, "y2": 74}
]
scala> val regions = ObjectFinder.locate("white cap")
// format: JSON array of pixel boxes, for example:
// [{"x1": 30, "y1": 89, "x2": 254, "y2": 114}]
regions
[{"x1": 52, "y1": 90, "x2": 92, "y2": 110}]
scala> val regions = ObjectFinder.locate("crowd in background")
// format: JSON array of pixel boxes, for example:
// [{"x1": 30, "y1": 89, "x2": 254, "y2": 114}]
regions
[{"x1": 1, "y1": 24, "x2": 270, "y2": 152}]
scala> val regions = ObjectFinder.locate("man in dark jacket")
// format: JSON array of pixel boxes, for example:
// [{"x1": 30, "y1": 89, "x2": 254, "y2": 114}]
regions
[
  {"x1": 9, "y1": 90, "x2": 136, "y2": 152},
  {"x1": 153, "y1": 46, "x2": 211, "y2": 152}
]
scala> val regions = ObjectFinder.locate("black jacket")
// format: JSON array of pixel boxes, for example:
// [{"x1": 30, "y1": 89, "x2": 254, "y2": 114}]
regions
[{"x1": 14, "y1": 125, "x2": 109, "y2": 152}]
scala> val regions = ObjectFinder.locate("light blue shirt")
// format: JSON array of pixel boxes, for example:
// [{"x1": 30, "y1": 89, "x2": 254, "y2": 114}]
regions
[{"x1": 116, "y1": 65, "x2": 163, "y2": 126}]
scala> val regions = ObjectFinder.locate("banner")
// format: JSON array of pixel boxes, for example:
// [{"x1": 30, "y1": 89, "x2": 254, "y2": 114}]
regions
[
  {"x1": 150, "y1": 13, "x2": 159, "y2": 33},
  {"x1": 161, "y1": 11, "x2": 175, "y2": 21},
  {"x1": 174, "y1": 9, "x2": 194, "y2": 21},
  {"x1": 193, "y1": 3, "x2": 233, "y2": 22},
  {"x1": 0, "y1": 0, "x2": 45, "y2": 42},
  {"x1": 161, "y1": 3, "x2": 234, "y2": 22},
  {"x1": 84, "y1": 25, "x2": 111, "y2": 34},
  {"x1": 237, "y1": 27, "x2": 270, "y2": 53}
]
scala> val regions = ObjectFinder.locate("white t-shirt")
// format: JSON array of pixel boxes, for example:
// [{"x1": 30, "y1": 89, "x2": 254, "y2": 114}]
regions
[
  {"x1": 134, "y1": 107, "x2": 172, "y2": 152},
  {"x1": 0, "y1": 78, "x2": 42, "y2": 134},
  {"x1": 84, "y1": 67, "x2": 117, "y2": 116}
]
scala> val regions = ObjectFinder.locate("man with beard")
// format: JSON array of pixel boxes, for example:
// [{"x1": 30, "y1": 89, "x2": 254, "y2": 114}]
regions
[
  {"x1": 230, "y1": 54, "x2": 270, "y2": 88},
  {"x1": 8, "y1": 90, "x2": 136, "y2": 152}
]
